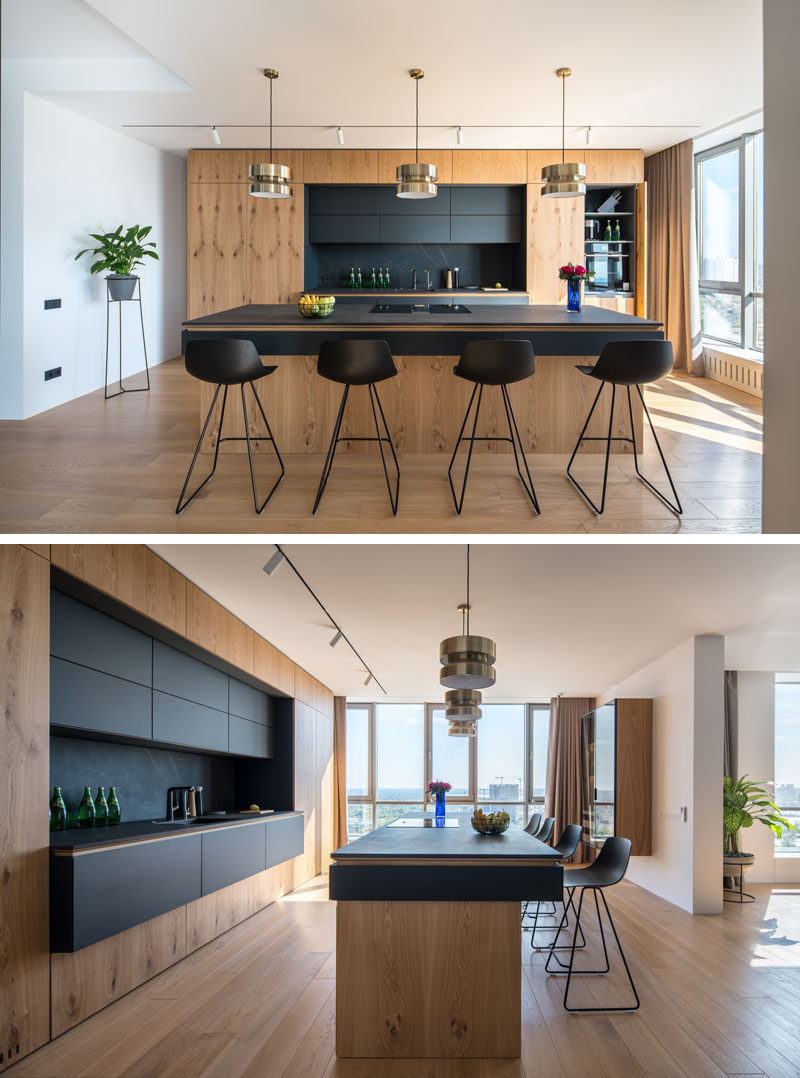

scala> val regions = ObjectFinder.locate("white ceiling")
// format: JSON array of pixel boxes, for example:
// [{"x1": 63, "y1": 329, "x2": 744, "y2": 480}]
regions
[
  {"x1": 5, "y1": 0, "x2": 763, "y2": 155},
  {"x1": 149, "y1": 542, "x2": 800, "y2": 701}
]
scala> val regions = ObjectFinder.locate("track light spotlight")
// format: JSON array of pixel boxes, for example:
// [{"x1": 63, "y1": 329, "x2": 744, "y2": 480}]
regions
[
  {"x1": 336, "y1": 126, "x2": 345, "y2": 145},
  {"x1": 457, "y1": 125, "x2": 464, "y2": 145},
  {"x1": 364, "y1": 673, "x2": 373, "y2": 687},
  {"x1": 211, "y1": 126, "x2": 221, "y2": 145},
  {"x1": 263, "y1": 549, "x2": 286, "y2": 576},
  {"x1": 329, "y1": 630, "x2": 343, "y2": 648}
]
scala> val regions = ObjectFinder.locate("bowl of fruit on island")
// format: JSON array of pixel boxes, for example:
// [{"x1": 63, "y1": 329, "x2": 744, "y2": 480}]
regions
[
  {"x1": 470, "y1": 808, "x2": 511, "y2": 835},
  {"x1": 298, "y1": 293, "x2": 335, "y2": 318}
]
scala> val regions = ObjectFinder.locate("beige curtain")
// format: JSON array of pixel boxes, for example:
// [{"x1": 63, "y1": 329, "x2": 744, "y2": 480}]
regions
[
  {"x1": 645, "y1": 139, "x2": 702, "y2": 374},
  {"x1": 333, "y1": 696, "x2": 348, "y2": 850},
  {"x1": 544, "y1": 696, "x2": 596, "y2": 862}
]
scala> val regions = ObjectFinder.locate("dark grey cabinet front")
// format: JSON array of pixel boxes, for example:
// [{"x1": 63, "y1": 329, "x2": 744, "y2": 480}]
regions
[
  {"x1": 265, "y1": 813, "x2": 304, "y2": 869},
  {"x1": 378, "y1": 186, "x2": 451, "y2": 215},
  {"x1": 50, "y1": 657, "x2": 152, "y2": 740},
  {"x1": 309, "y1": 186, "x2": 380, "y2": 214},
  {"x1": 229, "y1": 714, "x2": 270, "y2": 758},
  {"x1": 51, "y1": 591, "x2": 152, "y2": 687},
  {"x1": 52, "y1": 834, "x2": 202, "y2": 951},
  {"x1": 451, "y1": 186, "x2": 522, "y2": 215},
  {"x1": 309, "y1": 215, "x2": 380, "y2": 243},
  {"x1": 229, "y1": 677, "x2": 271, "y2": 725},
  {"x1": 450, "y1": 216, "x2": 521, "y2": 243},
  {"x1": 152, "y1": 690, "x2": 228, "y2": 753},
  {"x1": 153, "y1": 640, "x2": 228, "y2": 712},
  {"x1": 202, "y1": 823, "x2": 266, "y2": 894},
  {"x1": 379, "y1": 215, "x2": 451, "y2": 243}
]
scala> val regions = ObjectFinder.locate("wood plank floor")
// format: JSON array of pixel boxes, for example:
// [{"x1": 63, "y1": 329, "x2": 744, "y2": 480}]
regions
[
  {"x1": 10, "y1": 875, "x2": 800, "y2": 1077},
  {"x1": 0, "y1": 359, "x2": 762, "y2": 534}
]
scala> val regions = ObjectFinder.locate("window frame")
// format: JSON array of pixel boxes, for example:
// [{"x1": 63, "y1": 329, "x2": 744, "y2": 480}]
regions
[
  {"x1": 345, "y1": 701, "x2": 551, "y2": 840},
  {"x1": 774, "y1": 676, "x2": 800, "y2": 854},
  {"x1": 695, "y1": 132, "x2": 763, "y2": 352}
]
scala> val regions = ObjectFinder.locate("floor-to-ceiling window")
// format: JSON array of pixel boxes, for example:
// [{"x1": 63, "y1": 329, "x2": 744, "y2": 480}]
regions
[
  {"x1": 695, "y1": 131, "x2": 764, "y2": 351},
  {"x1": 345, "y1": 702, "x2": 551, "y2": 839},
  {"x1": 775, "y1": 676, "x2": 800, "y2": 851}
]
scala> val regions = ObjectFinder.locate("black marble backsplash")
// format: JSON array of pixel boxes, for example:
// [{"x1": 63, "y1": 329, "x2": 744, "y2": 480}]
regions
[
  {"x1": 50, "y1": 735, "x2": 236, "y2": 824},
  {"x1": 306, "y1": 243, "x2": 521, "y2": 292}
]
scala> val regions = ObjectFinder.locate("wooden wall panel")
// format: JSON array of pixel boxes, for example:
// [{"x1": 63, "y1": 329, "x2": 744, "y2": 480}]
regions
[
  {"x1": 452, "y1": 149, "x2": 527, "y2": 184},
  {"x1": 303, "y1": 150, "x2": 378, "y2": 184},
  {"x1": 377, "y1": 150, "x2": 453, "y2": 184},
  {"x1": 188, "y1": 149, "x2": 247, "y2": 184},
  {"x1": 635, "y1": 181, "x2": 647, "y2": 319},
  {"x1": 583, "y1": 149, "x2": 644, "y2": 184},
  {"x1": 185, "y1": 582, "x2": 254, "y2": 672},
  {"x1": 50, "y1": 908, "x2": 186, "y2": 1037},
  {"x1": 526, "y1": 184, "x2": 585, "y2": 303},
  {"x1": 51, "y1": 545, "x2": 186, "y2": 636},
  {"x1": 252, "y1": 634, "x2": 295, "y2": 697},
  {"x1": 185, "y1": 877, "x2": 255, "y2": 953},
  {"x1": 187, "y1": 183, "x2": 247, "y2": 318},
  {"x1": 247, "y1": 186, "x2": 305, "y2": 304},
  {"x1": 0, "y1": 548, "x2": 50, "y2": 1072},
  {"x1": 316, "y1": 683, "x2": 334, "y2": 718},
  {"x1": 590, "y1": 296, "x2": 636, "y2": 316},
  {"x1": 316, "y1": 712, "x2": 334, "y2": 873},
  {"x1": 292, "y1": 701, "x2": 319, "y2": 884},
  {"x1": 20, "y1": 545, "x2": 50, "y2": 560},
  {"x1": 294, "y1": 666, "x2": 319, "y2": 709},
  {"x1": 616, "y1": 698, "x2": 653, "y2": 857}
]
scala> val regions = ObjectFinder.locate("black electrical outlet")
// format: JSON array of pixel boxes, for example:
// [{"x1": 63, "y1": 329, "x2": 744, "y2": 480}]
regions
[
  {"x1": 44, "y1": 298, "x2": 62, "y2": 310},
  {"x1": 44, "y1": 367, "x2": 62, "y2": 381}
]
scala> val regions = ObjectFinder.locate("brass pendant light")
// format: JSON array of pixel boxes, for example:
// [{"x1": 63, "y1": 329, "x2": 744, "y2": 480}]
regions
[
  {"x1": 541, "y1": 68, "x2": 586, "y2": 198},
  {"x1": 249, "y1": 69, "x2": 292, "y2": 199},
  {"x1": 396, "y1": 69, "x2": 438, "y2": 199},
  {"x1": 439, "y1": 546, "x2": 496, "y2": 727}
]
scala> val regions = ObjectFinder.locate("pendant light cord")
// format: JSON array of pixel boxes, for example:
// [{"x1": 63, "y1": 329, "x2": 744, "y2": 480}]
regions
[
  {"x1": 415, "y1": 76, "x2": 419, "y2": 164},
  {"x1": 269, "y1": 77, "x2": 273, "y2": 165},
  {"x1": 561, "y1": 73, "x2": 566, "y2": 164},
  {"x1": 466, "y1": 544, "x2": 470, "y2": 634}
]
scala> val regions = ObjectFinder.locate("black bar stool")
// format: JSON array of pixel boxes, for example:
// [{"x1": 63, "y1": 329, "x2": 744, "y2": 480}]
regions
[
  {"x1": 448, "y1": 340, "x2": 540, "y2": 515},
  {"x1": 313, "y1": 339, "x2": 400, "y2": 516},
  {"x1": 536, "y1": 816, "x2": 555, "y2": 844},
  {"x1": 545, "y1": 836, "x2": 640, "y2": 1013},
  {"x1": 527, "y1": 824, "x2": 585, "y2": 947},
  {"x1": 523, "y1": 811, "x2": 543, "y2": 836},
  {"x1": 567, "y1": 339, "x2": 682, "y2": 516},
  {"x1": 176, "y1": 339, "x2": 284, "y2": 515}
]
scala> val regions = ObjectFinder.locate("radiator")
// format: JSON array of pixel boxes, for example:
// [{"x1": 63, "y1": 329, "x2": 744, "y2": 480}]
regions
[{"x1": 703, "y1": 347, "x2": 763, "y2": 398}]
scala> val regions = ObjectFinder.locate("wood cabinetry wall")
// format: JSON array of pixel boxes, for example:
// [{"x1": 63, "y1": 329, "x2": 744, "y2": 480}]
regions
[
  {"x1": 186, "y1": 148, "x2": 646, "y2": 318},
  {"x1": 3, "y1": 544, "x2": 334, "y2": 1056}
]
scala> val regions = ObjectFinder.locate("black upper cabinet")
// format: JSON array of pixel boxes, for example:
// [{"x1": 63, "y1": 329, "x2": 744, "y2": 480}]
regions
[
  {"x1": 153, "y1": 640, "x2": 228, "y2": 713},
  {"x1": 309, "y1": 215, "x2": 380, "y2": 244},
  {"x1": 51, "y1": 657, "x2": 152, "y2": 741},
  {"x1": 451, "y1": 186, "x2": 522, "y2": 215},
  {"x1": 379, "y1": 215, "x2": 451, "y2": 243},
  {"x1": 450, "y1": 216, "x2": 521, "y2": 243},
  {"x1": 378, "y1": 186, "x2": 451, "y2": 215},
  {"x1": 309, "y1": 186, "x2": 381, "y2": 214},
  {"x1": 229, "y1": 715, "x2": 270, "y2": 758},
  {"x1": 229, "y1": 677, "x2": 272, "y2": 725},
  {"x1": 50, "y1": 591, "x2": 152, "y2": 687},
  {"x1": 152, "y1": 691, "x2": 229, "y2": 754}
]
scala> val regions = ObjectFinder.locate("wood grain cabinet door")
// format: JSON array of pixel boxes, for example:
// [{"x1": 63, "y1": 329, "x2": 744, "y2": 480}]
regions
[
  {"x1": 452, "y1": 149, "x2": 527, "y2": 184},
  {"x1": 247, "y1": 187, "x2": 305, "y2": 303},
  {"x1": 526, "y1": 184, "x2": 585, "y2": 303},
  {"x1": 187, "y1": 183, "x2": 247, "y2": 317},
  {"x1": 303, "y1": 150, "x2": 378, "y2": 183},
  {"x1": 583, "y1": 150, "x2": 645, "y2": 184},
  {"x1": 188, "y1": 149, "x2": 247, "y2": 183}
]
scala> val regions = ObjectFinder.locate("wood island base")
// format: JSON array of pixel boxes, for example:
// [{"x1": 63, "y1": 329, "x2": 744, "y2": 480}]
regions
[{"x1": 335, "y1": 899, "x2": 521, "y2": 1059}]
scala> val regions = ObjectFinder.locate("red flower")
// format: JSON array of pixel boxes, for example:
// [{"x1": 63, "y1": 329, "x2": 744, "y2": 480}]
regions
[{"x1": 574, "y1": 266, "x2": 587, "y2": 275}]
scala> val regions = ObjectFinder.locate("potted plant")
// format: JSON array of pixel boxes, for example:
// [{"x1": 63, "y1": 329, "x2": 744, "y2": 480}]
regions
[
  {"x1": 558, "y1": 263, "x2": 595, "y2": 313},
  {"x1": 723, "y1": 774, "x2": 794, "y2": 858},
  {"x1": 75, "y1": 224, "x2": 159, "y2": 301}
]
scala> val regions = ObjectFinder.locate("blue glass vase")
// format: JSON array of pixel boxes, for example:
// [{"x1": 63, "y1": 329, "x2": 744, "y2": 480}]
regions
[
  {"x1": 567, "y1": 277, "x2": 582, "y2": 313},
  {"x1": 435, "y1": 791, "x2": 446, "y2": 821}
]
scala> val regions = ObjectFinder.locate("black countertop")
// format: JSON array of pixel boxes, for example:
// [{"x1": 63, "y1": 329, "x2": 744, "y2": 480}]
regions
[
  {"x1": 183, "y1": 302, "x2": 661, "y2": 331},
  {"x1": 332, "y1": 814, "x2": 560, "y2": 862},
  {"x1": 50, "y1": 809, "x2": 302, "y2": 854}
]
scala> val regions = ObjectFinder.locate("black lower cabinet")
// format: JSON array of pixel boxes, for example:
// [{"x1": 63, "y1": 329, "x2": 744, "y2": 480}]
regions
[
  {"x1": 51, "y1": 835, "x2": 202, "y2": 952},
  {"x1": 201, "y1": 822, "x2": 267, "y2": 894},
  {"x1": 266, "y1": 813, "x2": 304, "y2": 868}
]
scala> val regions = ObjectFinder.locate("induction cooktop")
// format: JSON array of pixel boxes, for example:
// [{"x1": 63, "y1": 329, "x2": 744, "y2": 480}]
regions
[{"x1": 370, "y1": 303, "x2": 472, "y2": 314}]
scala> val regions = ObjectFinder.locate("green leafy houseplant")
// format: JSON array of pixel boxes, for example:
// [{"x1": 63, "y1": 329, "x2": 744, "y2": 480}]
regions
[
  {"x1": 723, "y1": 774, "x2": 795, "y2": 855},
  {"x1": 75, "y1": 225, "x2": 158, "y2": 277}
]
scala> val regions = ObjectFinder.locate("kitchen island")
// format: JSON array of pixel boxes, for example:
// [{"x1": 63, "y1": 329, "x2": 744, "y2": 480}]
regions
[
  {"x1": 182, "y1": 303, "x2": 663, "y2": 455},
  {"x1": 329, "y1": 814, "x2": 562, "y2": 1060}
]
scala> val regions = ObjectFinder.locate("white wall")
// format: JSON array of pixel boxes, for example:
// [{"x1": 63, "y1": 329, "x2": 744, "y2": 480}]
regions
[
  {"x1": 600, "y1": 635, "x2": 725, "y2": 915},
  {"x1": 16, "y1": 94, "x2": 186, "y2": 417},
  {"x1": 762, "y1": 0, "x2": 800, "y2": 531}
]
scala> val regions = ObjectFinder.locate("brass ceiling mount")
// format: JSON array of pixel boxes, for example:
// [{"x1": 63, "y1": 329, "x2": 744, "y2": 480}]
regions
[
  {"x1": 555, "y1": 67, "x2": 572, "y2": 78},
  {"x1": 409, "y1": 68, "x2": 424, "y2": 79},
  {"x1": 263, "y1": 68, "x2": 279, "y2": 80}
]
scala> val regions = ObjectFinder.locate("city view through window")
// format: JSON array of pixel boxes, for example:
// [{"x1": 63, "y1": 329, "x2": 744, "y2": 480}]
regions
[
  {"x1": 776, "y1": 677, "x2": 800, "y2": 851},
  {"x1": 346, "y1": 702, "x2": 550, "y2": 838}
]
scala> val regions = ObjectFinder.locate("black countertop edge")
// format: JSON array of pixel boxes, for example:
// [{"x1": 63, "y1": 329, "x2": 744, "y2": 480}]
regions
[
  {"x1": 306, "y1": 290, "x2": 530, "y2": 297},
  {"x1": 331, "y1": 816, "x2": 562, "y2": 862},
  {"x1": 50, "y1": 809, "x2": 303, "y2": 854}
]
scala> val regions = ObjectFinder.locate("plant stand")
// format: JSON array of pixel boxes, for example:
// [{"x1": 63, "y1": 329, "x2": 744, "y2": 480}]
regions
[
  {"x1": 105, "y1": 277, "x2": 150, "y2": 400},
  {"x1": 723, "y1": 853, "x2": 755, "y2": 904}
]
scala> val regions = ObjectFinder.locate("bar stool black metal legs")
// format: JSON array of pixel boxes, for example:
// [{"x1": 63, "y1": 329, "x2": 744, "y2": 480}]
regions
[
  {"x1": 175, "y1": 340, "x2": 284, "y2": 515},
  {"x1": 448, "y1": 340, "x2": 540, "y2": 515},
  {"x1": 566, "y1": 339, "x2": 682, "y2": 517},
  {"x1": 313, "y1": 339, "x2": 401, "y2": 516}
]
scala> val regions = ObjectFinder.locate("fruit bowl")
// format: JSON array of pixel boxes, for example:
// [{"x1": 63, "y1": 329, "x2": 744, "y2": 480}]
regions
[
  {"x1": 471, "y1": 809, "x2": 510, "y2": 835},
  {"x1": 298, "y1": 294, "x2": 335, "y2": 318}
]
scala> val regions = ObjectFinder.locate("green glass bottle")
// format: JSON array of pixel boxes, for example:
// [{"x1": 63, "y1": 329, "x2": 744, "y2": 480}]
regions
[
  {"x1": 356, "y1": 267, "x2": 362, "y2": 289},
  {"x1": 384, "y1": 267, "x2": 391, "y2": 289},
  {"x1": 613, "y1": 220, "x2": 621, "y2": 242},
  {"x1": 604, "y1": 219, "x2": 612, "y2": 241},
  {"x1": 377, "y1": 267, "x2": 384, "y2": 288},
  {"x1": 50, "y1": 786, "x2": 67, "y2": 831},
  {"x1": 94, "y1": 786, "x2": 109, "y2": 827},
  {"x1": 348, "y1": 267, "x2": 355, "y2": 288},
  {"x1": 78, "y1": 786, "x2": 96, "y2": 828},
  {"x1": 108, "y1": 787, "x2": 121, "y2": 826},
  {"x1": 370, "y1": 267, "x2": 377, "y2": 289}
]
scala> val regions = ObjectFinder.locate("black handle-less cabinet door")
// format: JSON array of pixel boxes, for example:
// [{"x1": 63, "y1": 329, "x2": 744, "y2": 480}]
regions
[
  {"x1": 50, "y1": 657, "x2": 152, "y2": 740},
  {"x1": 309, "y1": 187, "x2": 381, "y2": 214},
  {"x1": 266, "y1": 814, "x2": 304, "y2": 868},
  {"x1": 228, "y1": 677, "x2": 271, "y2": 725},
  {"x1": 229, "y1": 714, "x2": 269, "y2": 758},
  {"x1": 152, "y1": 690, "x2": 228, "y2": 753},
  {"x1": 153, "y1": 640, "x2": 228, "y2": 712},
  {"x1": 201, "y1": 822, "x2": 267, "y2": 894},
  {"x1": 450, "y1": 186, "x2": 522, "y2": 215},
  {"x1": 51, "y1": 590, "x2": 152, "y2": 686},
  {"x1": 450, "y1": 215, "x2": 521, "y2": 243},
  {"x1": 309, "y1": 215, "x2": 380, "y2": 243},
  {"x1": 379, "y1": 215, "x2": 451, "y2": 243}
]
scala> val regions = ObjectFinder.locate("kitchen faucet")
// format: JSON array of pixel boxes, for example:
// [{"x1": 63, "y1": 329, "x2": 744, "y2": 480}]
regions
[
  {"x1": 424, "y1": 268, "x2": 431, "y2": 290},
  {"x1": 411, "y1": 268, "x2": 417, "y2": 290},
  {"x1": 165, "y1": 786, "x2": 192, "y2": 821}
]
